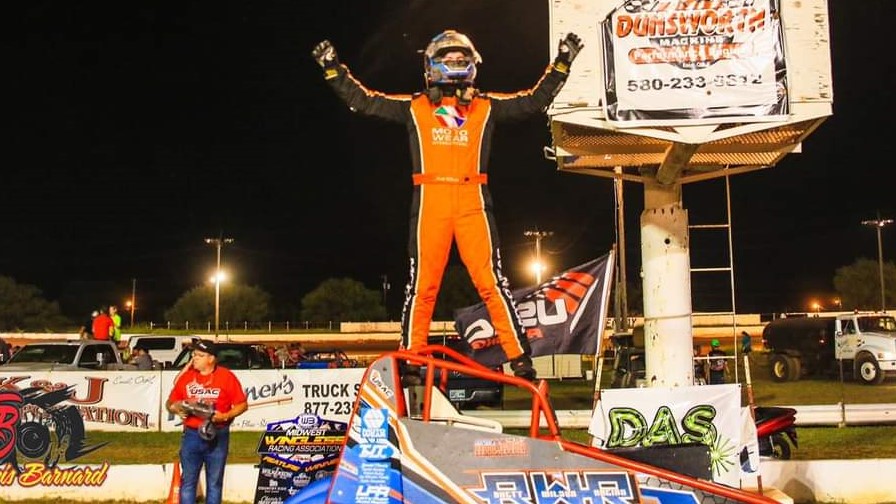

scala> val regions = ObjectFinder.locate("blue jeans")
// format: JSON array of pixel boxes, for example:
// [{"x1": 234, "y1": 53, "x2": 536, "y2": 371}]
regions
[{"x1": 179, "y1": 426, "x2": 230, "y2": 504}]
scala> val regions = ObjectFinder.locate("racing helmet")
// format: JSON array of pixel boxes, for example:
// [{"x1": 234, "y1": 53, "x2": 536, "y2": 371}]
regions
[{"x1": 424, "y1": 30, "x2": 482, "y2": 87}]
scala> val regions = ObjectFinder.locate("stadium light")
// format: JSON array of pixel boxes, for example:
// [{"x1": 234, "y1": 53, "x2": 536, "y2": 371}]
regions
[
  {"x1": 205, "y1": 236, "x2": 234, "y2": 340},
  {"x1": 862, "y1": 214, "x2": 893, "y2": 312}
]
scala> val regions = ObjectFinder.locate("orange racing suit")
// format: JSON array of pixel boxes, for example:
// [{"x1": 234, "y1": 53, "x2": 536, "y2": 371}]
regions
[{"x1": 320, "y1": 62, "x2": 571, "y2": 360}]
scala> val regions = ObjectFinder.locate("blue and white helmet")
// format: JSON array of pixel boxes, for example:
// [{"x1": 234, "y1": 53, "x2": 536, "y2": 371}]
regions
[{"x1": 423, "y1": 30, "x2": 482, "y2": 87}]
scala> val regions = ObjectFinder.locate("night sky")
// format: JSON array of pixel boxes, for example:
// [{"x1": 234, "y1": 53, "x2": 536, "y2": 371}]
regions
[{"x1": 6, "y1": 1, "x2": 894, "y2": 322}]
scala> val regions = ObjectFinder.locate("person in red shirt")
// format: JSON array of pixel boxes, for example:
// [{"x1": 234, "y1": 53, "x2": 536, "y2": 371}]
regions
[
  {"x1": 91, "y1": 308, "x2": 114, "y2": 341},
  {"x1": 166, "y1": 339, "x2": 248, "y2": 504}
]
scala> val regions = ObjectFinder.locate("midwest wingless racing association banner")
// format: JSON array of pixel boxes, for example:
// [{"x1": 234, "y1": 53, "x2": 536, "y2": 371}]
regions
[
  {"x1": 454, "y1": 251, "x2": 615, "y2": 368},
  {"x1": 602, "y1": 0, "x2": 788, "y2": 125}
]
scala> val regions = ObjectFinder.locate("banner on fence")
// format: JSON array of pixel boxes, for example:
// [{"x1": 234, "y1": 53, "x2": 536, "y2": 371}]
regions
[
  {"x1": 589, "y1": 383, "x2": 743, "y2": 486},
  {"x1": 0, "y1": 368, "x2": 366, "y2": 432}
]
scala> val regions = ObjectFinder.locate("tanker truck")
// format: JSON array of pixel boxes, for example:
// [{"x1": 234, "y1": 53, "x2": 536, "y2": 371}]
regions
[{"x1": 761, "y1": 312, "x2": 896, "y2": 385}]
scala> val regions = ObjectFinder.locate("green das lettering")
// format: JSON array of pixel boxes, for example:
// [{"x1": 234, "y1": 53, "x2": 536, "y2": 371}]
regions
[
  {"x1": 606, "y1": 407, "x2": 647, "y2": 448},
  {"x1": 606, "y1": 405, "x2": 719, "y2": 448},
  {"x1": 680, "y1": 405, "x2": 718, "y2": 445},
  {"x1": 642, "y1": 406, "x2": 681, "y2": 447}
]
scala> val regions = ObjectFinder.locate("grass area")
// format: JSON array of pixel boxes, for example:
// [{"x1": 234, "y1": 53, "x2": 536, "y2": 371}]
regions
[
  {"x1": 731, "y1": 352, "x2": 896, "y2": 406},
  {"x1": 73, "y1": 431, "x2": 263, "y2": 465}
]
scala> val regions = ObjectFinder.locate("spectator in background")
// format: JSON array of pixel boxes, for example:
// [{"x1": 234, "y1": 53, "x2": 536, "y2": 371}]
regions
[
  {"x1": 92, "y1": 308, "x2": 114, "y2": 341},
  {"x1": 109, "y1": 305, "x2": 123, "y2": 345},
  {"x1": 0, "y1": 337, "x2": 10, "y2": 363},
  {"x1": 131, "y1": 344, "x2": 154, "y2": 370},
  {"x1": 273, "y1": 345, "x2": 289, "y2": 367},
  {"x1": 693, "y1": 345, "x2": 707, "y2": 385},
  {"x1": 109, "y1": 304, "x2": 130, "y2": 361},
  {"x1": 284, "y1": 343, "x2": 306, "y2": 367},
  {"x1": 708, "y1": 339, "x2": 729, "y2": 385},
  {"x1": 741, "y1": 331, "x2": 752, "y2": 356},
  {"x1": 79, "y1": 311, "x2": 98, "y2": 339}
]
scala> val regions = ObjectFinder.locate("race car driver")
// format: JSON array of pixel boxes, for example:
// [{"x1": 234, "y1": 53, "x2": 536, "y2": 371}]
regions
[{"x1": 311, "y1": 29, "x2": 584, "y2": 382}]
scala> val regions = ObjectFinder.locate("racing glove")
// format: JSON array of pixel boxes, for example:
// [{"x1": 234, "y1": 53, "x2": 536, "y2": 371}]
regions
[
  {"x1": 312, "y1": 40, "x2": 341, "y2": 78},
  {"x1": 553, "y1": 32, "x2": 584, "y2": 74}
]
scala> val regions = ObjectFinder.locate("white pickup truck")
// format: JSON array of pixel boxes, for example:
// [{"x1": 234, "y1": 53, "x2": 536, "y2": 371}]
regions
[{"x1": 1, "y1": 340, "x2": 133, "y2": 371}]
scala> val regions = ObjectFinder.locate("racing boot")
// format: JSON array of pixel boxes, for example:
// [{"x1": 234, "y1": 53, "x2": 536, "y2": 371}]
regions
[
  {"x1": 510, "y1": 354, "x2": 536, "y2": 382},
  {"x1": 400, "y1": 363, "x2": 424, "y2": 387}
]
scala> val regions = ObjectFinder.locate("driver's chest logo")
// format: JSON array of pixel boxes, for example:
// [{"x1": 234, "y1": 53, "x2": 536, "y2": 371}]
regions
[{"x1": 431, "y1": 105, "x2": 469, "y2": 145}]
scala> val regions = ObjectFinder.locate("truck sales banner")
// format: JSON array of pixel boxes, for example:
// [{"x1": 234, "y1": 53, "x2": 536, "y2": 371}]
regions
[
  {"x1": 589, "y1": 384, "x2": 743, "y2": 487},
  {"x1": 454, "y1": 251, "x2": 615, "y2": 368},
  {"x1": 602, "y1": 0, "x2": 788, "y2": 125}
]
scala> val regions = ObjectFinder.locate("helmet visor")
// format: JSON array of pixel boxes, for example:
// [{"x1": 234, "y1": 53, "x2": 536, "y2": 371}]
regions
[
  {"x1": 433, "y1": 54, "x2": 474, "y2": 80},
  {"x1": 424, "y1": 30, "x2": 481, "y2": 86}
]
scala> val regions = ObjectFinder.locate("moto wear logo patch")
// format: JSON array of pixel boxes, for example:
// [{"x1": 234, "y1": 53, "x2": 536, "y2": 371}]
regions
[
  {"x1": 433, "y1": 105, "x2": 466, "y2": 128},
  {"x1": 431, "y1": 106, "x2": 470, "y2": 146}
]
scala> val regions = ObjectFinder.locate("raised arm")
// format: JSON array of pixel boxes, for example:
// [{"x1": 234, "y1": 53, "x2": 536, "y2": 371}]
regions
[
  {"x1": 311, "y1": 39, "x2": 411, "y2": 123},
  {"x1": 488, "y1": 32, "x2": 585, "y2": 121}
]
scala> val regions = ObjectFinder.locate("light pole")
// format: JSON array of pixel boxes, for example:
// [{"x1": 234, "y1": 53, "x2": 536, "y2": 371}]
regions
[
  {"x1": 205, "y1": 236, "x2": 234, "y2": 340},
  {"x1": 126, "y1": 278, "x2": 136, "y2": 327},
  {"x1": 381, "y1": 274, "x2": 390, "y2": 310},
  {"x1": 862, "y1": 214, "x2": 893, "y2": 312},
  {"x1": 524, "y1": 229, "x2": 553, "y2": 284}
]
